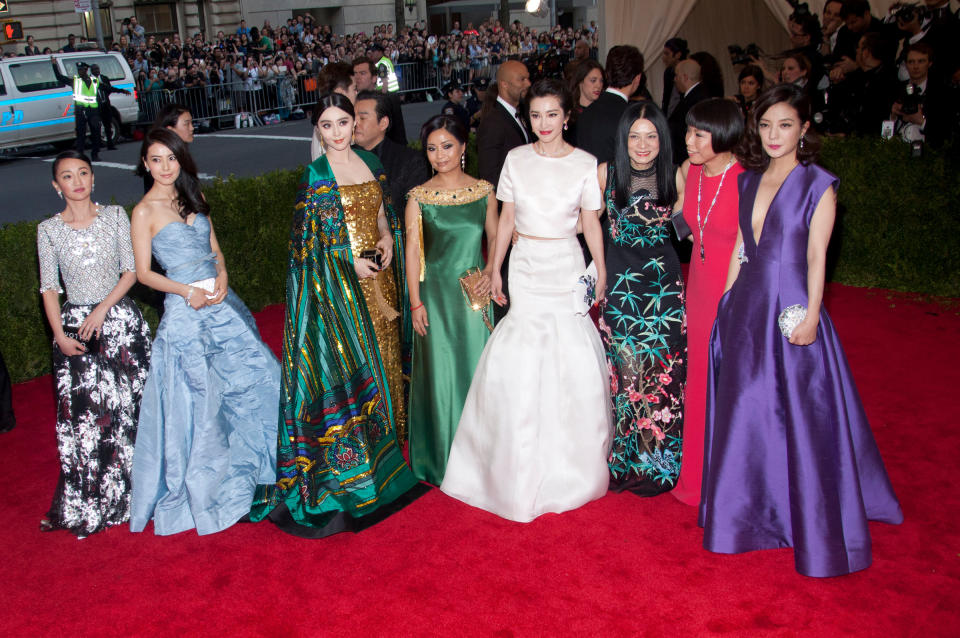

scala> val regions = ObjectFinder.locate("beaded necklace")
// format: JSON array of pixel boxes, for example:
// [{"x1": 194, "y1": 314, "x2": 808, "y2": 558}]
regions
[{"x1": 696, "y1": 159, "x2": 734, "y2": 263}]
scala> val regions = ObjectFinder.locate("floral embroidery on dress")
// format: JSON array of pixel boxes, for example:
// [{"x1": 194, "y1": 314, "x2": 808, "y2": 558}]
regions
[{"x1": 601, "y1": 165, "x2": 686, "y2": 495}]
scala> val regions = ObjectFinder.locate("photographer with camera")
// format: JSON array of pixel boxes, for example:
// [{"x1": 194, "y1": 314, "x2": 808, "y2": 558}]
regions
[
  {"x1": 890, "y1": 42, "x2": 948, "y2": 146},
  {"x1": 830, "y1": 32, "x2": 899, "y2": 136}
]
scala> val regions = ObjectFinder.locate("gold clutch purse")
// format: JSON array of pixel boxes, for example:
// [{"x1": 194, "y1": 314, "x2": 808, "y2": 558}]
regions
[{"x1": 458, "y1": 267, "x2": 494, "y2": 332}]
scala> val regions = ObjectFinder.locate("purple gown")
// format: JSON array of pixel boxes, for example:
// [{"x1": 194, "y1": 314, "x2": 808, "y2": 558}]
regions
[{"x1": 699, "y1": 163, "x2": 903, "y2": 578}]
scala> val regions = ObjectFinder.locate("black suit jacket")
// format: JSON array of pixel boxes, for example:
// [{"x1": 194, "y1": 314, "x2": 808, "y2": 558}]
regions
[
  {"x1": 668, "y1": 83, "x2": 710, "y2": 164},
  {"x1": 477, "y1": 101, "x2": 528, "y2": 188},
  {"x1": 575, "y1": 90, "x2": 629, "y2": 164},
  {"x1": 385, "y1": 94, "x2": 408, "y2": 145},
  {"x1": 366, "y1": 137, "x2": 430, "y2": 216}
]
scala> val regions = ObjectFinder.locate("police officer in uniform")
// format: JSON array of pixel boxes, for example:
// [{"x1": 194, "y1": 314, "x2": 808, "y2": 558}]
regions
[
  {"x1": 441, "y1": 80, "x2": 471, "y2": 130},
  {"x1": 91, "y1": 64, "x2": 131, "y2": 150},
  {"x1": 371, "y1": 43, "x2": 399, "y2": 93},
  {"x1": 51, "y1": 58, "x2": 102, "y2": 160},
  {"x1": 465, "y1": 77, "x2": 489, "y2": 130}
]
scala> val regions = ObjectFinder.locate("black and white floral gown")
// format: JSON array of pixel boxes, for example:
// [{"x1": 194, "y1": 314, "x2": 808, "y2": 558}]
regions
[{"x1": 37, "y1": 205, "x2": 151, "y2": 536}]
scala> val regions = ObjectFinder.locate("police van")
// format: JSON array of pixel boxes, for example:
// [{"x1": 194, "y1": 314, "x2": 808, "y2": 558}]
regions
[{"x1": 0, "y1": 51, "x2": 137, "y2": 152}]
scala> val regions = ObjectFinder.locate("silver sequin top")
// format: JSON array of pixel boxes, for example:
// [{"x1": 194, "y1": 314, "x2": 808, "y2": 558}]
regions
[{"x1": 37, "y1": 205, "x2": 136, "y2": 305}]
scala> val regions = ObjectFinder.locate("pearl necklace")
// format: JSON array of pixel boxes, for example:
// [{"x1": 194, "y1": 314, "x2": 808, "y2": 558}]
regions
[{"x1": 696, "y1": 158, "x2": 734, "y2": 263}]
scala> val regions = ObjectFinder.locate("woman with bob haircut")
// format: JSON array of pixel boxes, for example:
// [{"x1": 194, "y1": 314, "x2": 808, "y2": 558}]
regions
[
  {"x1": 700, "y1": 84, "x2": 903, "y2": 577},
  {"x1": 596, "y1": 100, "x2": 684, "y2": 496},
  {"x1": 37, "y1": 150, "x2": 152, "y2": 537},
  {"x1": 128, "y1": 128, "x2": 280, "y2": 536},
  {"x1": 250, "y1": 92, "x2": 420, "y2": 537},
  {"x1": 404, "y1": 114, "x2": 499, "y2": 486},
  {"x1": 671, "y1": 97, "x2": 745, "y2": 507}
]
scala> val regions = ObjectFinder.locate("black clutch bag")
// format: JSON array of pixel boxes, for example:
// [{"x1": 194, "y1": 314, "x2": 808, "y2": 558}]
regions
[
  {"x1": 359, "y1": 249, "x2": 383, "y2": 270},
  {"x1": 63, "y1": 326, "x2": 100, "y2": 354},
  {"x1": 671, "y1": 210, "x2": 693, "y2": 241}
]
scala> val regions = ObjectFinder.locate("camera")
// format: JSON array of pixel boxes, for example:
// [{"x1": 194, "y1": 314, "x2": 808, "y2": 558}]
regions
[
  {"x1": 894, "y1": 3, "x2": 924, "y2": 23},
  {"x1": 728, "y1": 43, "x2": 761, "y2": 66},
  {"x1": 900, "y1": 83, "x2": 923, "y2": 115},
  {"x1": 786, "y1": 0, "x2": 811, "y2": 20}
]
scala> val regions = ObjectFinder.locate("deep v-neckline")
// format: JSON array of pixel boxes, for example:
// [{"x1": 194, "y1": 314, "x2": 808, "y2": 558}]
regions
[{"x1": 750, "y1": 164, "x2": 799, "y2": 248}]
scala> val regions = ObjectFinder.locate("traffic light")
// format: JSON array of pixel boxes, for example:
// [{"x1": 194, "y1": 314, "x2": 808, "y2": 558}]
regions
[{"x1": 3, "y1": 21, "x2": 22, "y2": 41}]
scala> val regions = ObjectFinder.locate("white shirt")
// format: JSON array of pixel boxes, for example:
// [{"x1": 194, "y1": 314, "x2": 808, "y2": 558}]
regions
[
  {"x1": 684, "y1": 82, "x2": 701, "y2": 98},
  {"x1": 497, "y1": 95, "x2": 528, "y2": 141},
  {"x1": 605, "y1": 87, "x2": 629, "y2": 101}
]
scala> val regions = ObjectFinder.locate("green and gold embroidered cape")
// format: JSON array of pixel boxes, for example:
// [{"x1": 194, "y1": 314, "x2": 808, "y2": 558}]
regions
[{"x1": 250, "y1": 151, "x2": 417, "y2": 528}]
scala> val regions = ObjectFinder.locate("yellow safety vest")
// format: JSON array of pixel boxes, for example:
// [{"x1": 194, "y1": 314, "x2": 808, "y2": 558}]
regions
[
  {"x1": 375, "y1": 56, "x2": 399, "y2": 93},
  {"x1": 73, "y1": 76, "x2": 99, "y2": 107}
]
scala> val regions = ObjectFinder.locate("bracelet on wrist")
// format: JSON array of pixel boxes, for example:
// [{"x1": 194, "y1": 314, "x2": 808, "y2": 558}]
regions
[
  {"x1": 185, "y1": 287, "x2": 195, "y2": 305},
  {"x1": 411, "y1": 302, "x2": 424, "y2": 311}
]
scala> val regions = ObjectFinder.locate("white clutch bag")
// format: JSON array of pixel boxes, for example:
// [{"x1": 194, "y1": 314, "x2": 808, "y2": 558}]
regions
[
  {"x1": 572, "y1": 261, "x2": 598, "y2": 316},
  {"x1": 778, "y1": 304, "x2": 807, "y2": 338},
  {"x1": 190, "y1": 277, "x2": 218, "y2": 299}
]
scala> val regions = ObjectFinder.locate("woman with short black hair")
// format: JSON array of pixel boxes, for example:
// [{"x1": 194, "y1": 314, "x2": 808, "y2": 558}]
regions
[
  {"x1": 672, "y1": 97, "x2": 745, "y2": 507},
  {"x1": 37, "y1": 150, "x2": 152, "y2": 537}
]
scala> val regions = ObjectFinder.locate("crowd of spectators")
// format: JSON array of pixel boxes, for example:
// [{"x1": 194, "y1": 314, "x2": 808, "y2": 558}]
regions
[
  {"x1": 723, "y1": 0, "x2": 960, "y2": 147},
  {"x1": 8, "y1": 1, "x2": 957, "y2": 150},
  {"x1": 8, "y1": 14, "x2": 600, "y2": 120}
]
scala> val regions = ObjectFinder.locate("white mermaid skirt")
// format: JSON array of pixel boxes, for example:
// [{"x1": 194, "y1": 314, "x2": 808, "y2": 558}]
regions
[{"x1": 440, "y1": 236, "x2": 613, "y2": 522}]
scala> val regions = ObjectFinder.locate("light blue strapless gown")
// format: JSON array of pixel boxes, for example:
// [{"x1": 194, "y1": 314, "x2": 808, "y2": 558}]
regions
[{"x1": 130, "y1": 214, "x2": 280, "y2": 535}]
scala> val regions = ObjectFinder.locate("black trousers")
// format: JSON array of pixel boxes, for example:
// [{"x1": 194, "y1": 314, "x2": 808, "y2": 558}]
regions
[
  {"x1": 98, "y1": 102, "x2": 114, "y2": 146},
  {"x1": 74, "y1": 106, "x2": 101, "y2": 156},
  {"x1": 0, "y1": 349, "x2": 14, "y2": 431}
]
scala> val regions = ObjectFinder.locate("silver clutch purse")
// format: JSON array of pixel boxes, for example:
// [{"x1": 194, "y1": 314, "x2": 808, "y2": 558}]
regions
[{"x1": 778, "y1": 304, "x2": 807, "y2": 338}]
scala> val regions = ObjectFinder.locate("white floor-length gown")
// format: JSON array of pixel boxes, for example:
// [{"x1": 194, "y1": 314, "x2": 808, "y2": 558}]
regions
[{"x1": 440, "y1": 144, "x2": 613, "y2": 522}]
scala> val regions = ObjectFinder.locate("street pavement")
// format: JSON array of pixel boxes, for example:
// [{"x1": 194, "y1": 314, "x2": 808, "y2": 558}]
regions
[{"x1": 0, "y1": 100, "x2": 439, "y2": 225}]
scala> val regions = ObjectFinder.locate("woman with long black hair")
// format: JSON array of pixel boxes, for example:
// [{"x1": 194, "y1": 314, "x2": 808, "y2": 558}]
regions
[
  {"x1": 597, "y1": 101, "x2": 685, "y2": 496},
  {"x1": 128, "y1": 128, "x2": 279, "y2": 536}
]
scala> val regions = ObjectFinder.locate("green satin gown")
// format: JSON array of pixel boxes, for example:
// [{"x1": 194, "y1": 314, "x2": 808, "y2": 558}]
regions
[{"x1": 407, "y1": 180, "x2": 494, "y2": 485}]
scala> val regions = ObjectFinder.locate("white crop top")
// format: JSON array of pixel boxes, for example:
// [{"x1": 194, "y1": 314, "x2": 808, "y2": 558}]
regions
[{"x1": 496, "y1": 144, "x2": 602, "y2": 238}]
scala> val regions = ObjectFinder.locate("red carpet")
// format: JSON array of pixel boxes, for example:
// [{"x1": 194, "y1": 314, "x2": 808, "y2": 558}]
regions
[{"x1": 2, "y1": 284, "x2": 958, "y2": 637}]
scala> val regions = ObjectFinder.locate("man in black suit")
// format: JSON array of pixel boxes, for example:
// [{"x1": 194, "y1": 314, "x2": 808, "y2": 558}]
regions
[
  {"x1": 575, "y1": 45, "x2": 645, "y2": 164},
  {"x1": 477, "y1": 59, "x2": 530, "y2": 322},
  {"x1": 353, "y1": 90, "x2": 430, "y2": 216},
  {"x1": 668, "y1": 59, "x2": 710, "y2": 164},
  {"x1": 477, "y1": 59, "x2": 530, "y2": 187}
]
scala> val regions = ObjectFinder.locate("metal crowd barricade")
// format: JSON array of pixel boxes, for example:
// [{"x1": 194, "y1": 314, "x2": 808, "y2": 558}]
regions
[
  {"x1": 394, "y1": 61, "x2": 442, "y2": 95},
  {"x1": 135, "y1": 65, "x2": 441, "y2": 130}
]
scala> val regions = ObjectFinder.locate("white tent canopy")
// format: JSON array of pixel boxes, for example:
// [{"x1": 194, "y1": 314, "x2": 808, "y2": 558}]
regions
[{"x1": 600, "y1": 0, "x2": 912, "y2": 102}]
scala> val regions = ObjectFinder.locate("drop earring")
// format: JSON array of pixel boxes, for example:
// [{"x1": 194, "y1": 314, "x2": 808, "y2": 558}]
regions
[
  {"x1": 460, "y1": 154, "x2": 465, "y2": 170},
  {"x1": 56, "y1": 190, "x2": 63, "y2": 200},
  {"x1": 563, "y1": 121, "x2": 568, "y2": 131},
  {"x1": 799, "y1": 136, "x2": 805, "y2": 150},
  {"x1": 91, "y1": 183, "x2": 95, "y2": 193}
]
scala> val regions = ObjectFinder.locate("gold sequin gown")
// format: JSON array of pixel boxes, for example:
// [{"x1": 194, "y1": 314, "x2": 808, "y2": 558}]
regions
[{"x1": 340, "y1": 181, "x2": 405, "y2": 435}]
